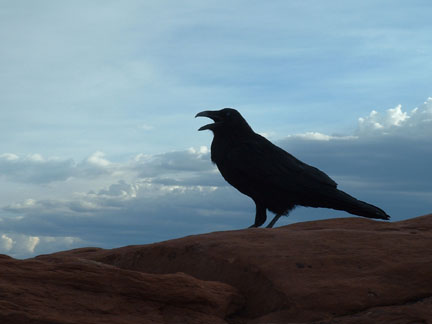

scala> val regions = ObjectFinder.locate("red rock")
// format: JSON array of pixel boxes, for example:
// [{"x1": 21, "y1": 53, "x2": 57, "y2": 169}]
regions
[
  {"x1": 2, "y1": 214, "x2": 431, "y2": 323},
  {"x1": 0, "y1": 254, "x2": 242, "y2": 323}
]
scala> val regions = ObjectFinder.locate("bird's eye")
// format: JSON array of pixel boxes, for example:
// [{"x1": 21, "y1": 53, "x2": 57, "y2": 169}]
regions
[{"x1": 225, "y1": 111, "x2": 231, "y2": 117}]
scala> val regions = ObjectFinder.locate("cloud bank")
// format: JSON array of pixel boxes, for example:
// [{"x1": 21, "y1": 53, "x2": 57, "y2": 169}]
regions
[{"x1": 1, "y1": 98, "x2": 431, "y2": 258}]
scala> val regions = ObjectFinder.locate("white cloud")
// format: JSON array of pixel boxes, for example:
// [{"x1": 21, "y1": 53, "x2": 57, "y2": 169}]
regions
[
  {"x1": 28, "y1": 154, "x2": 45, "y2": 162},
  {"x1": 87, "y1": 151, "x2": 111, "y2": 167},
  {"x1": 0, "y1": 233, "x2": 84, "y2": 259},
  {"x1": 0, "y1": 234, "x2": 39, "y2": 255},
  {"x1": 188, "y1": 146, "x2": 209, "y2": 155},
  {"x1": 0, "y1": 151, "x2": 117, "y2": 184},
  {"x1": 356, "y1": 97, "x2": 432, "y2": 137},
  {"x1": 26, "y1": 236, "x2": 40, "y2": 253},
  {"x1": 0, "y1": 234, "x2": 14, "y2": 251},
  {"x1": 0, "y1": 153, "x2": 19, "y2": 161},
  {"x1": 0, "y1": 147, "x2": 214, "y2": 186},
  {"x1": 285, "y1": 132, "x2": 357, "y2": 141}
]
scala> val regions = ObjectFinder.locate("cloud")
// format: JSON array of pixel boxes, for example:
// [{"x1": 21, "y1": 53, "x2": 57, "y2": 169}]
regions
[
  {"x1": 0, "y1": 144, "x2": 242, "y2": 257},
  {"x1": 0, "y1": 154, "x2": 76, "y2": 184},
  {"x1": 0, "y1": 153, "x2": 19, "y2": 161},
  {"x1": 276, "y1": 99, "x2": 432, "y2": 219},
  {"x1": 131, "y1": 146, "x2": 224, "y2": 187},
  {"x1": 86, "y1": 151, "x2": 111, "y2": 167},
  {"x1": 1, "y1": 177, "x2": 250, "y2": 259},
  {"x1": 1, "y1": 98, "x2": 431, "y2": 258},
  {"x1": 0, "y1": 233, "x2": 84, "y2": 259},
  {"x1": 0, "y1": 234, "x2": 14, "y2": 252},
  {"x1": 135, "y1": 146, "x2": 212, "y2": 173},
  {"x1": 0, "y1": 151, "x2": 116, "y2": 184},
  {"x1": 356, "y1": 97, "x2": 432, "y2": 137},
  {"x1": 0, "y1": 147, "x2": 217, "y2": 186},
  {"x1": 284, "y1": 132, "x2": 357, "y2": 141}
]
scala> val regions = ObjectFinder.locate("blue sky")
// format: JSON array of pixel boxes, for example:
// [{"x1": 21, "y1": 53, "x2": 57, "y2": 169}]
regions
[{"x1": 1, "y1": 1, "x2": 431, "y2": 258}]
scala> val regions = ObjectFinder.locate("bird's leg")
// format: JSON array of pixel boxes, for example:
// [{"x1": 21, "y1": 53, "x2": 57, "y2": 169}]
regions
[
  {"x1": 248, "y1": 203, "x2": 267, "y2": 228},
  {"x1": 266, "y1": 214, "x2": 282, "y2": 228}
]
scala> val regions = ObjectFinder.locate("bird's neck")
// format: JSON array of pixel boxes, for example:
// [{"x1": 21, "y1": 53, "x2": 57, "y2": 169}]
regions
[
  {"x1": 210, "y1": 129, "x2": 254, "y2": 164},
  {"x1": 210, "y1": 135, "x2": 228, "y2": 164}
]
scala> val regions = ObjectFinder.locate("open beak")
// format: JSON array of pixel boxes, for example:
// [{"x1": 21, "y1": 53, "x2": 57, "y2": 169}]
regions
[{"x1": 195, "y1": 110, "x2": 222, "y2": 131}]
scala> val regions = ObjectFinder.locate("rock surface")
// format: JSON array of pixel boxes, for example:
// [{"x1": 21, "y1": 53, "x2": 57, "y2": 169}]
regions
[
  {"x1": 0, "y1": 255, "x2": 242, "y2": 324},
  {"x1": 1, "y1": 214, "x2": 432, "y2": 323}
]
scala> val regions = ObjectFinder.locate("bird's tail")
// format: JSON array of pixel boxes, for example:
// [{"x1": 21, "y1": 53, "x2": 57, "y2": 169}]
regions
[{"x1": 319, "y1": 189, "x2": 390, "y2": 220}]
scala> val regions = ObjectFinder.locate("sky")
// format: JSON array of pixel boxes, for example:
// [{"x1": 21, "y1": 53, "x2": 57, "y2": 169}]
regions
[{"x1": 1, "y1": 1, "x2": 431, "y2": 258}]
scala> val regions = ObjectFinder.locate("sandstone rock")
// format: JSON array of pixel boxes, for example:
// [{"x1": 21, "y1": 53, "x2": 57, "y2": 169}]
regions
[
  {"x1": 49, "y1": 214, "x2": 432, "y2": 323},
  {"x1": 0, "y1": 254, "x2": 242, "y2": 323},
  {"x1": 2, "y1": 214, "x2": 431, "y2": 323}
]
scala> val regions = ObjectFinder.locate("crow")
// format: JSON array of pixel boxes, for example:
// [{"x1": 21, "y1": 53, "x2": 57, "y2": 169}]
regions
[{"x1": 195, "y1": 108, "x2": 390, "y2": 228}]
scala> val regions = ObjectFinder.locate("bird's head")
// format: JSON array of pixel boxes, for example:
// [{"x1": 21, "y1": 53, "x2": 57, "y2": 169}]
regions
[{"x1": 195, "y1": 108, "x2": 252, "y2": 134}]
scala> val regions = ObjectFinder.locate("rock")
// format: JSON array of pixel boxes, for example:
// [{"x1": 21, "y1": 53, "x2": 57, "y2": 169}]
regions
[
  {"x1": 0, "y1": 254, "x2": 243, "y2": 323},
  {"x1": 1, "y1": 214, "x2": 431, "y2": 323}
]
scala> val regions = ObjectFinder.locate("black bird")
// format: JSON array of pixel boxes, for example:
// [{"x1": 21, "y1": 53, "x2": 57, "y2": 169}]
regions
[{"x1": 195, "y1": 108, "x2": 390, "y2": 228}]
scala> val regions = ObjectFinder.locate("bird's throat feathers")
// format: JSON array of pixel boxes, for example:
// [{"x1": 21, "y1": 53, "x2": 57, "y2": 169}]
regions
[{"x1": 210, "y1": 129, "x2": 254, "y2": 164}]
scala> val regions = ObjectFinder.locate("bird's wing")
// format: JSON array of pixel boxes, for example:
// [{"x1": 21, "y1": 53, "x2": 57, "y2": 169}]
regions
[{"x1": 225, "y1": 136, "x2": 337, "y2": 193}]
